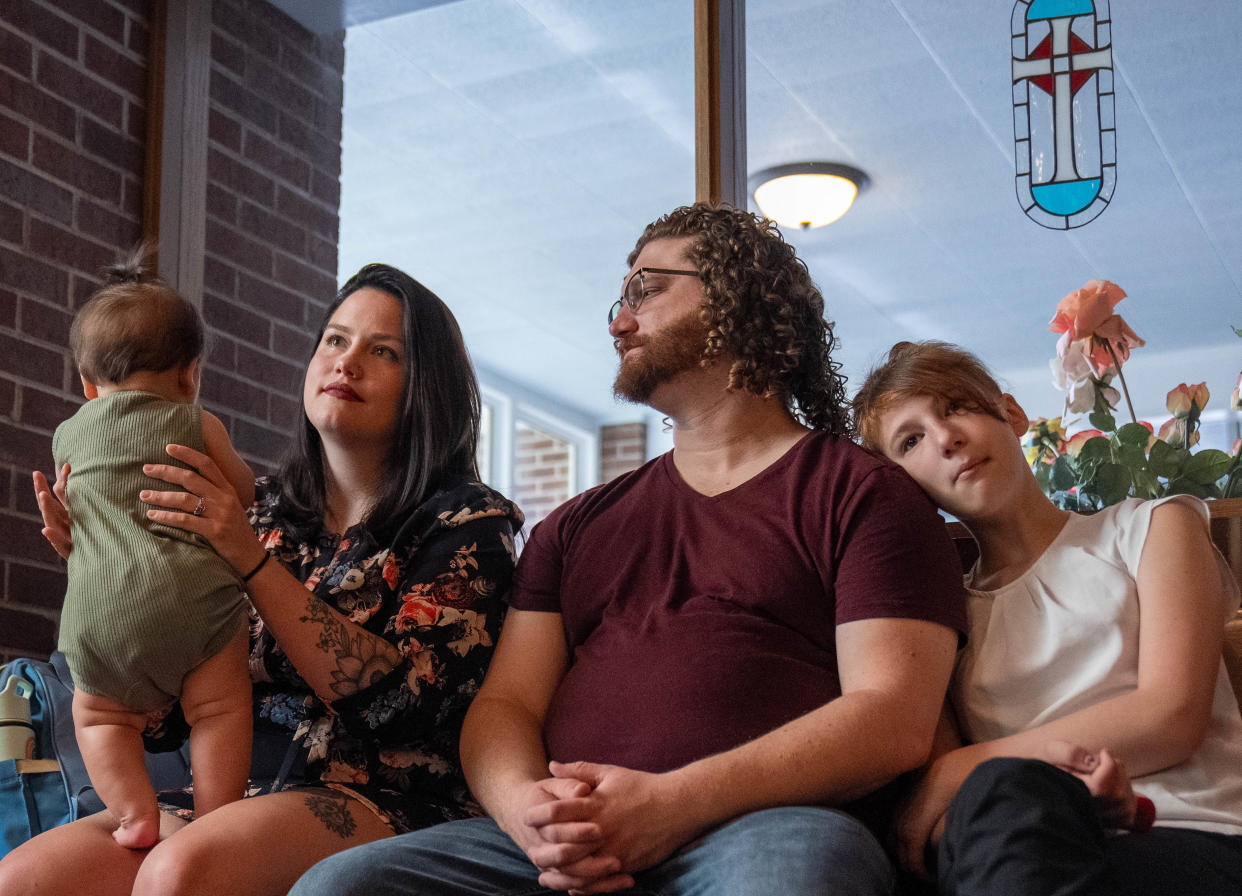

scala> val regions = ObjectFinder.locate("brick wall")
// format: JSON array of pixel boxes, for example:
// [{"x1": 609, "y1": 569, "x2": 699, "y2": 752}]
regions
[
  {"x1": 0, "y1": 0, "x2": 344, "y2": 662},
  {"x1": 599, "y1": 421, "x2": 646, "y2": 483},
  {"x1": 203, "y1": 0, "x2": 343, "y2": 469},
  {"x1": 511, "y1": 420, "x2": 575, "y2": 530}
]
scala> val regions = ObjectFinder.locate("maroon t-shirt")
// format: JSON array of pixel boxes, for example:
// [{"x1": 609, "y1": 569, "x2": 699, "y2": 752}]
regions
[{"x1": 512, "y1": 432, "x2": 967, "y2": 774}]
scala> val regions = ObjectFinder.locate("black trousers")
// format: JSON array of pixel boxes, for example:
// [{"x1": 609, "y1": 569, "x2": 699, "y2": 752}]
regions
[{"x1": 936, "y1": 757, "x2": 1242, "y2": 896}]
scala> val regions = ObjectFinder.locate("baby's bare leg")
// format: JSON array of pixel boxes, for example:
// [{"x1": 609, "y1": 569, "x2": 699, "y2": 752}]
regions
[
  {"x1": 181, "y1": 622, "x2": 252, "y2": 816},
  {"x1": 71, "y1": 689, "x2": 159, "y2": 849}
]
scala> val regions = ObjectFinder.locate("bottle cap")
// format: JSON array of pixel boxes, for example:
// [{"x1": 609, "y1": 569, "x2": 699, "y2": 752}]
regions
[{"x1": 0, "y1": 676, "x2": 35, "y2": 762}]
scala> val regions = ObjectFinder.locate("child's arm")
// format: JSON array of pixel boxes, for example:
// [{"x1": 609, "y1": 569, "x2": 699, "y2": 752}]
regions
[
  {"x1": 200, "y1": 411, "x2": 255, "y2": 507},
  {"x1": 893, "y1": 701, "x2": 963, "y2": 875}
]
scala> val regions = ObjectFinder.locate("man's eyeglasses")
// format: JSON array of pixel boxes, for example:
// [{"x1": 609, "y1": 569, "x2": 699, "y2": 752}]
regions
[{"x1": 608, "y1": 268, "x2": 699, "y2": 323}]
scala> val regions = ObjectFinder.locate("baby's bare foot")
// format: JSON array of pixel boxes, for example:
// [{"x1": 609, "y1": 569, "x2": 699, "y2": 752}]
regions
[{"x1": 112, "y1": 816, "x2": 159, "y2": 849}]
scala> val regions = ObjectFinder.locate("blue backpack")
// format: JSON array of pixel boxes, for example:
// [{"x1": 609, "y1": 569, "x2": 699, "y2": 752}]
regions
[
  {"x1": 0, "y1": 652, "x2": 197, "y2": 858},
  {"x1": 0, "y1": 652, "x2": 103, "y2": 858},
  {"x1": 0, "y1": 650, "x2": 310, "y2": 857}
]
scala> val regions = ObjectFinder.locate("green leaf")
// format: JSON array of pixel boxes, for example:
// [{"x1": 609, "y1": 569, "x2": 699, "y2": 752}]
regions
[
  {"x1": 1090, "y1": 461, "x2": 1132, "y2": 506},
  {"x1": 1148, "y1": 440, "x2": 1185, "y2": 478},
  {"x1": 1116, "y1": 422, "x2": 1152, "y2": 447},
  {"x1": 1165, "y1": 478, "x2": 1213, "y2": 500},
  {"x1": 1184, "y1": 449, "x2": 1232, "y2": 485},
  {"x1": 1118, "y1": 442, "x2": 1148, "y2": 471},
  {"x1": 1089, "y1": 410, "x2": 1116, "y2": 433},
  {"x1": 1032, "y1": 462, "x2": 1053, "y2": 494},
  {"x1": 1131, "y1": 468, "x2": 1161, "y2": 499},
  {"x1": 1050, "y1": 455, "x2": 1078, "y2": 491},
  {"x1": 1078, "y1": 436, "x2": 1113, "y2": 464}
]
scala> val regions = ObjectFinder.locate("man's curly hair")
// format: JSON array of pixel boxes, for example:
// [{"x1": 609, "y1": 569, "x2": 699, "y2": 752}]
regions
[{"x1": 628, "y1": 202, "x2": 850, "y2": 436}]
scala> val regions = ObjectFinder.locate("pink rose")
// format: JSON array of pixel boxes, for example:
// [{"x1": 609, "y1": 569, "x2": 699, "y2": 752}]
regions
[
  {"x1": 1133, "y1": 420, "x2": 1157, "y2": 451},
  {"x1": 1157, "y1": 416, "x2": 1200, "y2": 449},
  {"x1": 1087, "y1": 315, "x2": 1145, "y2": 376},
  {"x1": 1166, "y1": 382, "x2": 1210, "y2": 417},
  {"x1": 1049, "y1": 279, "x2": 1127, "y2": 340},
  {"x1": 1166, "y1": 389, "x2": 1191, "y2": 417},
  {"x1": 1065, "y1": 429, "x2": 1104, "y2": 457}
]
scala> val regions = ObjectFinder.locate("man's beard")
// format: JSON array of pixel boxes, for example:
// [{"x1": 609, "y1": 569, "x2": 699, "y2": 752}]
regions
[{"x1": 613, "y1": 311, "x2": 710, "y2": 405}]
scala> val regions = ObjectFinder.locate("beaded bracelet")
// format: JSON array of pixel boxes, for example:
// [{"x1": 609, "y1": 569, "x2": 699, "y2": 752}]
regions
[{"x1": 241, "y1": 552, "x2": 270, "y2": 583}]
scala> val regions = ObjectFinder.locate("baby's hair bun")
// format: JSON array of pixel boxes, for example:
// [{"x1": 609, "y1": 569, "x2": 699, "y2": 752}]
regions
[{"x1": 102, "y1": 241, "x2": 157, "y2": 285}]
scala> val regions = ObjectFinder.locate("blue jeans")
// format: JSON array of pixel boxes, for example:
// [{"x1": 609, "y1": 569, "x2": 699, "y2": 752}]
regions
[{"x1": 291, "y1": 806, "x2": 895, "y2": 896}]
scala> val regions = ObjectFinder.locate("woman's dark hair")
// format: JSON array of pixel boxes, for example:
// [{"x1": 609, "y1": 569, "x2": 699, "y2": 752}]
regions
[
  {"x1": 628, "y1": 203, "x2": 850, "y2": 437},
  {"x1": 277, "y1": 263, "x2": 481, "y2": 542},
  {"x1": 70, "y1": 243, "x2": 204, "y2": 384}
]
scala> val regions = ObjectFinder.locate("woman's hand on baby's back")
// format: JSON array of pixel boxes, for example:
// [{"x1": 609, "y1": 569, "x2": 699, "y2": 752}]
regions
[{"x1": 142, "y1": 444, "x2": 264, "y2": 574}]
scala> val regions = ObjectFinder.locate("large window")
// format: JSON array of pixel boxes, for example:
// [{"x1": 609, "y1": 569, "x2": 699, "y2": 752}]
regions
[
  {"x1": 341, "y1": 1, "x2": 1240, "y2": 470},
  {"x1": 339, "y1": 1, "x2": 694, "y2": 505},
  {"x1": 742, "y1": 0, "x2": 1240, "y2": 445}
]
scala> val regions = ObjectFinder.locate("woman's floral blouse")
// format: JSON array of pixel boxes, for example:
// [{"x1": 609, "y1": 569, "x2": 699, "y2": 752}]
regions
[{"x1": 213, "y1": 475, "x2": 521, "y2": 832}]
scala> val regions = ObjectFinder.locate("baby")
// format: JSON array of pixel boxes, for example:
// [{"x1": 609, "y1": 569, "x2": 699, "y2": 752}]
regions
[{"x1": 53, "y1": 248, "x2": 255, "y2": 848}]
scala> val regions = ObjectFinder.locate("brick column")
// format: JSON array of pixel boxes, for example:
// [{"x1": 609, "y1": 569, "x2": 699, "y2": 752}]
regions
[
  {"x1": 0, "y1": 0, "x2": 344, "y2": 661},
  {"x1": 599, "y1": 421, "x2": 647, "y2": 483},
  {"x1": 511, "y1": 421, "x2": 575, "y2": 531}
]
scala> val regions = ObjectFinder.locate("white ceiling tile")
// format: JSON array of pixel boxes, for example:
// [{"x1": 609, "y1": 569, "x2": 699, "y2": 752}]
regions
[{"x1": 337, "y1": 0, "x2": 1242, "y2": 432}]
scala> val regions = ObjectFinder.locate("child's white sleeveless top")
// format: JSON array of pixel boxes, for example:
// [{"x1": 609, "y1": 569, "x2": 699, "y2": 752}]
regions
[{"x1": 954, "y1": 495, "x2": 1242, "y2": 835}]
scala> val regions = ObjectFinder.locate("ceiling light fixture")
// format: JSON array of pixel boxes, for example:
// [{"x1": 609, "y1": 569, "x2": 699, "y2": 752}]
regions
[{"x1": 749, "y1": 162, "x2": 869, "y2": 229}]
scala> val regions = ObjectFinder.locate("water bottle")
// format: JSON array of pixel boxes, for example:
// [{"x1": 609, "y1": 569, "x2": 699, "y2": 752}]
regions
[{"x1": 0, "y1": 675, "x2": 35, "y2": 761}]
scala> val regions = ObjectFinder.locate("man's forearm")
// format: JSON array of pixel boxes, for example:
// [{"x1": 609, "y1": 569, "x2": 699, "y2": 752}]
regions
[
  {"x1": 665, "y1": 617, "x2": 958, "y2": 836},
  {"x1": 665, "y1": 686, "x2": 938, "y2": 835},
  {"x1": 527, "y1": 682, "x2": 948, "y2": 880},
  {"x1": 460, "y1": 693, "x2": 552, "y2": 830}
]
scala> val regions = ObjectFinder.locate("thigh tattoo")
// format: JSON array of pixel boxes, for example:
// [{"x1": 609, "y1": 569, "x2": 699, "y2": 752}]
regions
[{"x1": 305, "y1": 792, "x2": 358, "y2": 838}]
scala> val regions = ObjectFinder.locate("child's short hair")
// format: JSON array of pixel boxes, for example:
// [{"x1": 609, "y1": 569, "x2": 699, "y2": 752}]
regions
[
  {"x1": 853, "y1": 341, "x2": 1006, "y2": 452},
  {"x1": 70, "y1": 245, "x2": 205, "y2": 385}
]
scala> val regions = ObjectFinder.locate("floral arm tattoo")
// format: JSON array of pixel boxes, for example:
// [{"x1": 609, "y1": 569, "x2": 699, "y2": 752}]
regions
[{"x1": 299, "y1": 598, "x2": 398, "y2": 699}]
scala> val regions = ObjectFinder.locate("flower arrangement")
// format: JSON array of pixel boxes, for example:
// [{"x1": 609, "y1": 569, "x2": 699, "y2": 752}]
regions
[{"x1": 1023, "y1": 279, "x2": 1242, "y2": 510}]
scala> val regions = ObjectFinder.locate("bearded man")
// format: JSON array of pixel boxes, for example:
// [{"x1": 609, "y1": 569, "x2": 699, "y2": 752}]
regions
[{"x1": 292, "y1": 203, "x2": 968, "y2": 896}]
